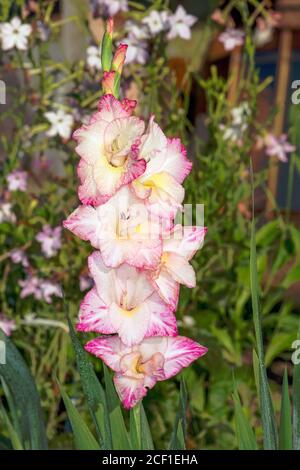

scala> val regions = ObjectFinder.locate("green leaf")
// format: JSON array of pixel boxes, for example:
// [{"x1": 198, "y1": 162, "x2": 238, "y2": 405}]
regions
[
  {"x1": 265, "y1": 333, "x2": 296, "y2": 367},
  {"x1": 130, "y1": 402, "x2": 154, "y2": 450},
  {"x1": 103, "y1": 363, "x2": 119, "y2": 413},
  {"x1": 176, "y1": 420, "x2": 185, "y2": 449},
  {"x1": 279, "y1": 369, "x2": 292, "y2": 450},
  {"x1": 140, "y1": 404, "x2": 154, "y2": 450},
  {"x1": 67, "y1": 316, "x2": 112, "y2": 449},
  {"x1": 250, "y1": 216, "x2": 278, "y2": 449},
  {"x1": 0, "y1": 403, "x2": 23, "y2": 450},
  {"x1": 252, "y1": 349, "x2": 260, "y2": 402},
  {"x1": 59, "y1": 382, "x2": 100, "y2": 450},
  {"x1": 0, "y1": 434, "x2": 13, "y2": 450},
  {"x1": 282, "y1": 263, "x2": 300, "y2": 289},
  {"x1": 169, "y1": 377, "x2": 187, "y2": 450},
  {"x1": 103, "y1": 365, "x2": 132, "y2": 450},
  {"x1": 109, "y1": 407, "x2": 132, "y2": 450},
  {"x1": 292, "y1": 336, "x2": 300, "y2": 449},
  {"x1": 232, "y1": 380, "x2": 257, "y2": 450},
  {"x1": 255, "y1": 220, "x2": 281, "y2": 247},
  {"x1": 0, "y1": 330, "x2": 47, "y2": 450},
  {"x1": 130, "y1": 403, "x2": 141, "y2": 449}
]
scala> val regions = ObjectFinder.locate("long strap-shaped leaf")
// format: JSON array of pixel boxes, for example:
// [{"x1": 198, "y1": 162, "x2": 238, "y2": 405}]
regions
[
  {"x1": 169, "y1": 377, "x2": 187, "y2": 450},
  {"x1": 0, "y1": 330, "x2": 47, "y2": 449},
  {"x1": 279, "y1": 368, "x2": 292, "y2": 450},
  {"x1": 67, "y1": 316, "x2": 112, "y2": 449},
  {"x1": 292, "y1": 332, "x2": 300, "y2": 449},
  {"x1": 103, "y1": 364, "x2": 132, "y2": 450},
  {"x1": 250, "y1": 171, "x2": 278, "y2": 449},
  {"x1": 232, "y1": 373, "x2": 257, "y2": 450},
  {"x1": 59, "y1": 382, "x2": 100, "y2": 450},
  {"x1": 0, "y1": 402, "x2": 23, "y2": 450},
  {"x1": 130, "y1": 402, "x2": 154, "y2": 450}
]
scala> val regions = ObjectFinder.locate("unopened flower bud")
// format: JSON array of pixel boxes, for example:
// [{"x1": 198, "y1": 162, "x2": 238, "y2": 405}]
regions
[
  {"x1": 101, "y1": 18, "x2": 113, "y2": 72},
  {"x1": 102, "y1": 71, "x2": 116, "y2": 95}
]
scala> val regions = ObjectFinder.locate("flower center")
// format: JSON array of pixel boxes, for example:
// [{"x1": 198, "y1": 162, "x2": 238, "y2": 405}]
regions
[
  {"x1": 119, "y1": 290, "x2": 132, "y2": 312},
  {"x1": 107, "y1": 136, "x2": 128, "y2": 167},
  {"x1": 136, "y1": 353, "x2": 165, "y2": 376},
  {"x1": 116, "y1": 211, "x2": 144, "y2": 240},
  {"x1": 161, "y1": 252, "x2": 169, "y2": 265},
  {"x1": 116, "y1": 211, "x2": 130, "y2": 239}
]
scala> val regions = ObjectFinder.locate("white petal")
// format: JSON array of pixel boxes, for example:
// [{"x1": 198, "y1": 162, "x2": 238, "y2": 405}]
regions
[
  {"x1": 109, "y1": 302, "x2": 151, "y2": 346},
  {"x1": 165, "y1": 253, "x2": 196, "y2": 287}
]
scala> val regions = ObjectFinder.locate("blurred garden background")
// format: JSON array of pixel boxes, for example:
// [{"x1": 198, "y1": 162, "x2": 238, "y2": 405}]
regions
[{"x1": 0, "y1": 0, "x2": 300, "y2": 450}]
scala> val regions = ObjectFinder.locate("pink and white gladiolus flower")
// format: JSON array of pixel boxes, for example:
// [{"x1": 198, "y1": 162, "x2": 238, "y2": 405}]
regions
[
  {"x1": 64, "y1": 19, "x2": 207, "y2": 409},
  {"x1": 73, "y1": 94, "x2": 146, "y2": 206},
  {"x1": 148, "y1": 225, "x2": 207, "y2": 309},
  {"x1": 85, "y1": 335, "x2": 207, "y2": 409},
  {"x1": 131, "y1": 118, "x2": 192, "y2": 217},
  {"x1": 64, "y1": 185, "x2": 169, "y2": 269},
  {"x1": 78, "y1": 252, "x2": 177, "y2": 346}
]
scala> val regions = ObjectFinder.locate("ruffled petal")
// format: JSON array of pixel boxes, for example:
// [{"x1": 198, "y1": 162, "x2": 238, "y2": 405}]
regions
[
  {"x1": 144, "y1": 292, "x2": 178, "y2": 337},
  {"x1": 77, "y1": 287, "x2": 114, "y2": 334},
  {"x1": 85, "y1": 335, "x2": 127, "y2": 371},
  {"x1": 144, "y1": 138, "x2": 192, "y2": 183},
  {"x1": 162, "y1": 336, "x2": 208, "y2": 378},
  {"x1": 149, "y1": 266, "x2": 179, "y2": 310},
  {"x1": 140, "y1": 116, "x2": 167, "y2": 161},
  {"x1": 114, "y1": 374, "x2": 148, "y2": 409},
  {"x1": 163, "y1": 225, "x2": 207, "y2": 260},
  {"x1": 97, "y1": 94, "x2": 130, "y2": 121},
  {"x1": 63, "y1": 205, "x2": 102, "y2": 248},
  {"x1": 164, "y1": 253, "x2": 196, "y2": 288},
  {"x1": 139, "y1": 336, "x2": 207, "y2": 379}
]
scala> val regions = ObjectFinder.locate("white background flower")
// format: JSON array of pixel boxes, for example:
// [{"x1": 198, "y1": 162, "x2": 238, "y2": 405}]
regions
[
  {"x1": 219, "y1": 28, "x2": 245, "y2": 51},
  {"x1": 86, "y1": 45, "x2": 102, "y2": 71},
  {"x1": 221, "y1": 102, "x2": 250, "y2": 143},
  {"x1": 123, "y1": 36, "x2": 148, "y2": 64},
  {"x1": 7, "y1": 170, "x2": 28, "y2": 192},
  {"x1": 123, "y1": 21, "x2": 149, "y2": 64},
  {"x1": 0, "y1": 202, "x2": 16, "y2": 224},
  {"x1": 142, "y1": 10, "x2": 169, "y2": 36},
  {"x1": 97, "y1": 0, "x2": 128, "y2": 16},
  {"x1": 125, "y1": 21, "x2": 150, "y2": 41},
  {"x1": 45, "y1": 109, "x2": 74, "y2": 139},
  {"x1": 167, "y1": 5, "x2": 197, "y2": 40},
  {"x1": 0, "y1": 17, "x2": 32, "y2": 51}
]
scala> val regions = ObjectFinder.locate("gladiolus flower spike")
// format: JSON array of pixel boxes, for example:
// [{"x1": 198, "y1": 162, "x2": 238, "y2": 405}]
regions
[{"x1": 64, "y1": 18, "x2": 208, "y2": 409}]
